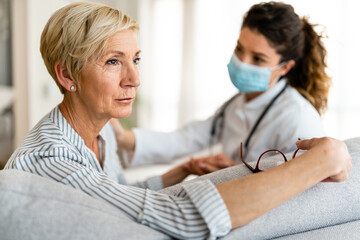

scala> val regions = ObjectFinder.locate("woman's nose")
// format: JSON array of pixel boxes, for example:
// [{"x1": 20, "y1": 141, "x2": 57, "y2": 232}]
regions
[{"x1": 121, "y1": 64, "x2": 140, "y2": 88}]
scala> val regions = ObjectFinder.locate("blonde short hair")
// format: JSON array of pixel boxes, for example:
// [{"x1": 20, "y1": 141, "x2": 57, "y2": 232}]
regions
[{"x1": 40, "y1": 2, "x2": 139, "y2": 94}]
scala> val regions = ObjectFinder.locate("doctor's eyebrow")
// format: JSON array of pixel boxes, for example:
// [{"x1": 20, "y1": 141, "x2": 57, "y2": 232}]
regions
[
  {"x1": 252, "y1": 51, "x2": 269, "y2": 59},
  {"x1": 236, "y1": 41, "x2": 270, "y2": 59}
]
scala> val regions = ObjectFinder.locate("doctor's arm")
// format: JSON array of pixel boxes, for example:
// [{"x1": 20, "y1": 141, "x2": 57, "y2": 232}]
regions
[
  {"x1": 161, "y1": 154, "x2": 237, "y2": 188},
  {"x1": 218, "y1": 137, "x2": 352, "y2": 228},
  {"x1": 111, "y1": 117, "x2": 218, "y2": 167}
]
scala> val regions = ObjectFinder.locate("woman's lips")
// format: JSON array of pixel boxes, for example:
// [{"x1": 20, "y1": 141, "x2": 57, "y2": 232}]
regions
[{"x1": 115, "y1": 97, "x2": 134, "y2": 103}]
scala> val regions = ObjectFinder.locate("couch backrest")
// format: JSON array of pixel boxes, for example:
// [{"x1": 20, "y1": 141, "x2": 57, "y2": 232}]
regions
[{"x1": 0, "y1": 169, "x2": 169, "y2": 240}]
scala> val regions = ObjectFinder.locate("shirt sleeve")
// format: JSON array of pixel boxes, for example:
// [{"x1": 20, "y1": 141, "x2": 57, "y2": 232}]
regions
[
  {"x1": 127, "y1": 117, "x2": 215, "y2": 167},
  {"x1": 140, "y1": 180, "x2": 231, "y2": 239},
  {"x1": 11, "y1": 154, "x2": 231, "y2": 239}
]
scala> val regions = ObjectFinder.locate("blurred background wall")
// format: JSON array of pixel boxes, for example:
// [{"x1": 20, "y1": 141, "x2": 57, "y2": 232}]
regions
[
  {"x1": 1, "y1": 0, "x2": 359, "y2": 167},
  {"x1": 0, "y1": 0, "x2": 13, "y2": 165}
]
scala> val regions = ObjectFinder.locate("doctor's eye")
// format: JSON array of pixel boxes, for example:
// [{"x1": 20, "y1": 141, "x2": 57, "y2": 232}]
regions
[
  {"x1": 235, "y1": 46, "x2": 243, "y2": 53},
  {"x1": 133, "y1": 57, "x2": 141, "y2": 65},
  {"x1": 106, "y1": 58, "x2": 120, "y2": 65},
  {"x1": 254, "y1": 56, "x2": 265, "y2": 64}
]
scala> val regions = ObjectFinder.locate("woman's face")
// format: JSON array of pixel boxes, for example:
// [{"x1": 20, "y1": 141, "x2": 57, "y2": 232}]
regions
[
  {"x1": 235, "y1": 27, "x2": 284, "y2": 87},
  {"x1": 78, "y1": 29, "x2": 140, "y2": 121}
]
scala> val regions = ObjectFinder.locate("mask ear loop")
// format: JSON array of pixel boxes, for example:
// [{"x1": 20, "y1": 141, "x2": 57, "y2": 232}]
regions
[
  {"x1": 271, "y1": 61, "x2": 287, "y2": 83},
  {"x1": 271, "y1": 61, "x2": 287, "y2": 71}
]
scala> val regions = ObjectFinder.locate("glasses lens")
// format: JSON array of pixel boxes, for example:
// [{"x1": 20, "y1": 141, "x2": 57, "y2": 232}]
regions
[{"x1": 258, "y1": 150, "x2": 286, "y2": 170}]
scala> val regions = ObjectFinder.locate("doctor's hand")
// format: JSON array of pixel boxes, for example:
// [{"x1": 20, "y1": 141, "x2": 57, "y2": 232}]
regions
[
  {"x1": 110, "y1": 118, "x2": 136, "y2": 151},
  {"x1": 183, "y1": 154, "x2": 237, "y2": 176}
]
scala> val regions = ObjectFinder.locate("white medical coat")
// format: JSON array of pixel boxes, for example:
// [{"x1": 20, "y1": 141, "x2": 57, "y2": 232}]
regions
[{"x1": 129, "y1": 80, "x2": 325, "y2": 166}]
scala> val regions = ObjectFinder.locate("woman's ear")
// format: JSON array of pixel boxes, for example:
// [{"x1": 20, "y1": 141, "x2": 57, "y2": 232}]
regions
[
  {"x1": 279, "y1": 60, "x2": 295, "y2": 76},
  {"x1": 54, "y1": 61, "x2": 76, "y2": 92}
]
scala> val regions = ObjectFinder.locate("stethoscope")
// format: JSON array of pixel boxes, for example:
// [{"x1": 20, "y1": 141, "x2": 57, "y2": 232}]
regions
[{"x1": 210, "y1": 81, "x2": 288, "y2": 153}]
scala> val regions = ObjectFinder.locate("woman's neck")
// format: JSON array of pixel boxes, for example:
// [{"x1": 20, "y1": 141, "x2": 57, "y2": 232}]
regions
[{"x1": 58, "y1": 96, "x2": 107, "y2": 151}]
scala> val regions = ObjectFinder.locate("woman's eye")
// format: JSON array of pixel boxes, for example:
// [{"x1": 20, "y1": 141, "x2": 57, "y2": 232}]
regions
[
  {"x1": 133, "y1": 57, "x2": 141, "y2": 65},
  {"x1": 106, "y1": 59, "x2": 119, "y2": 65}
]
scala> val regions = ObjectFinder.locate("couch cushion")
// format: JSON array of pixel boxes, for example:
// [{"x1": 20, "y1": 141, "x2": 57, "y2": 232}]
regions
[
  {"x1": 0, "y1": 169, "x2": 169, "y2": 240},
  {"x1": 273, "y1": 219, "x2": 360, "y2": 240}
]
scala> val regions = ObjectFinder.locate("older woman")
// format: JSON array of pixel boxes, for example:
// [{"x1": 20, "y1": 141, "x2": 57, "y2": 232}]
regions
[{"x1": 5, "y1": 2, "x2": 351, "y2": 239}]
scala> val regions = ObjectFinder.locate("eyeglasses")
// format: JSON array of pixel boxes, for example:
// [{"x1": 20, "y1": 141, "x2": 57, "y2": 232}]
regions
[{"x1": 239, "y1": 142, "x2": 300, "y2": 173}]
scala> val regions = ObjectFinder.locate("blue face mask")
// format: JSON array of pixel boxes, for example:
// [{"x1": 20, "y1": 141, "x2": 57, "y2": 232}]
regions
[{"x1": 227, "y1": 53, "x2": 284, "y2": 93}]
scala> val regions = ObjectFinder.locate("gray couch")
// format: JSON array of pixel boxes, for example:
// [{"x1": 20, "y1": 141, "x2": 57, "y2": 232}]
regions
[{"x1": 1, "y1": 137, "x2": 360, "y2": 240}]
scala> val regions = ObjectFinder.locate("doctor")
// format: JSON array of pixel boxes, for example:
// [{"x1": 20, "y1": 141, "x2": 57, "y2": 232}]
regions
[{"x1": 113, "y1": 2, "x2": 331, "y2": 174}]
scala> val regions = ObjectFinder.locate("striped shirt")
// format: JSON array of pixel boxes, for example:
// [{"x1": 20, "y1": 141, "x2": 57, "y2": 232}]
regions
[{"x1": 5, "y1": 106, "x2": 231, "y2": 239}]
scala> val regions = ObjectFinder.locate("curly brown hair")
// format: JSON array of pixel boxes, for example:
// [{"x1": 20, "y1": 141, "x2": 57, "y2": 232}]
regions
[{"x1": 242, "y1": 2, "x2": 331, "y2": 115}]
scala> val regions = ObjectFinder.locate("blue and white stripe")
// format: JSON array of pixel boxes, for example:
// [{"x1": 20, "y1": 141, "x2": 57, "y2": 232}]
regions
[{"x1": 5, "y1": 106, "x2": 231, "y2": 239}]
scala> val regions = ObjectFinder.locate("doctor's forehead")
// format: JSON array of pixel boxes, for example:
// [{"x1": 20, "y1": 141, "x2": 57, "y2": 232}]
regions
[{"x1": 237, "y1": 27, "x2": 279, "y2": 57}]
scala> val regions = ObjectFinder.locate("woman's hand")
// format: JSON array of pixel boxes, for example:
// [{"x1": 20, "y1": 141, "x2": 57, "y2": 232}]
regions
[
  {"x1": 183, "y1": 154, "x2": 237, "y2": 176},
  {"x1": 218, "y1": 137, "x2": 352, "y2": 229},
  {"x1": 110, "y1": 118, "x2": 136, "y2": 151},
  {"x1": 296, "y1": 137, "x2": 352, "y2": 182}
]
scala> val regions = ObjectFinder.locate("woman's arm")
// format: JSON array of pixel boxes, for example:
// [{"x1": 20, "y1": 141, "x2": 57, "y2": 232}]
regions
[{"x1": 217, "y1": 137, "x2": 352, "y2": 228}]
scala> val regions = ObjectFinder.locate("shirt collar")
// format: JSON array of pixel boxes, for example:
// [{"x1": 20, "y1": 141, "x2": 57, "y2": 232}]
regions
[
  {"x1": 244, "y1": 79, "x2": 287, "y2": 109},
  {"x1": 49, "y1": 106, "x2": 103, "y2": 172},
  {"x1": 49, "y1": 106, "x2": 86, "y2": 154}
]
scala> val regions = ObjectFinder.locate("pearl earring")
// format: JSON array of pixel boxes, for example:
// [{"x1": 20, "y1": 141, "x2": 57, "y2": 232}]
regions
[{"x1": 70, "y1": 85, "x2": 75, "y2": 92}]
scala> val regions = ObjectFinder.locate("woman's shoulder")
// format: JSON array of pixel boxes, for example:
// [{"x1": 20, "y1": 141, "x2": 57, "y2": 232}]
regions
[
  {"x1": 8, "y1": 109, "x2": 68, "y2": 161},
  {"x1": 28, "y1": 109, "x2": 65, "y2": 142}
]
